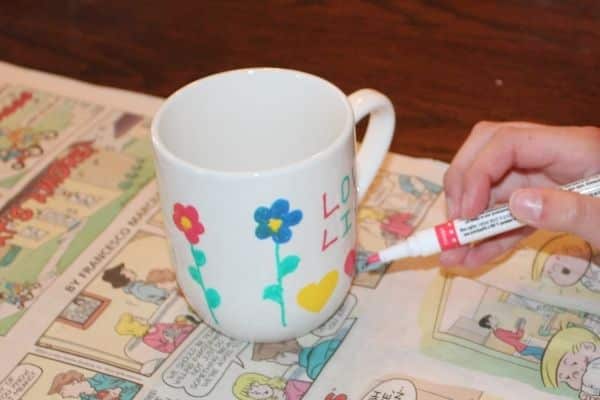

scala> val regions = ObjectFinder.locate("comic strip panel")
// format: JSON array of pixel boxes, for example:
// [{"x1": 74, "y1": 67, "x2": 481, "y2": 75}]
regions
[
  {"x1": 353, "y1": 375, "x2": 500, "y2": 400},
  {"x1": 0, "y1": 110, "x2": 155, "y2": 335},
  {"x1": 423, "y1": 275, "x2": 600, "y2": 399},
  {"x1": 37, "y1": 232, "x2": 200, "y2": 376},
  {"x1": 142, "y1": 293, "x2": 358, "y2": 399},
  {"x1": 0, "y1": 85, "x2": 103, "y2": 189},
  {"x1": 0, "y1": 353, "x2": 142, "y2": 400},
  {"x1": 478, "y1": 232, "x2": 600, "y2": 314},
  {"x1": 354, "y1": 172, "x2": 441, "y2": 288}
]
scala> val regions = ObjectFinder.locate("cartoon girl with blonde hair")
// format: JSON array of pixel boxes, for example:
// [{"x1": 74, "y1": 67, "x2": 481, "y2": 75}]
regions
[
  {"x1": 541, "y1": 327, "x2": 600, "y2": 397},
  {"x1": 115, "y1": 312, "x2": 195, "y2": 353},
  {"x1": 232, "y1": 373, "x2": 310, "y2": 400},
  {"x1": 532, "y1": 235, "x2": 599, "y2": 292}
]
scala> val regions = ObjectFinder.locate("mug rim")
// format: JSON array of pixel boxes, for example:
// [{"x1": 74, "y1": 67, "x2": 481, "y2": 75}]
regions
[{"x1": 150, "y1": 67, "x2": 355, "y2": 178}]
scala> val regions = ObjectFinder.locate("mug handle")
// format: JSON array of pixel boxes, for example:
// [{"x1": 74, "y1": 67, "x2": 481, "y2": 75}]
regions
[{"x1": 348, "y1": 89, "x2": 396, "y2": 202}]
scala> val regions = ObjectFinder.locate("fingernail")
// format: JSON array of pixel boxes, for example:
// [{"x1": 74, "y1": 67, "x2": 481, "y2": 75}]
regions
[{"x1": 510, "y1": 190, "x2": 543, "y2": 223}]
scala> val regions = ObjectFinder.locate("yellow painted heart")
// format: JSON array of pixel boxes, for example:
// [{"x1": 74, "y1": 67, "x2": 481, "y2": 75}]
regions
[{"x1": 297, "y1": 270, "x2": 339, "y2": 313}]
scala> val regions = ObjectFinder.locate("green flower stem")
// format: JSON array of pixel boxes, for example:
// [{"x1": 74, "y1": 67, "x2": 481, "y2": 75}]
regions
[
  {"x1": 275, "y1": 243, "x2": 286, "y2": 327},
  {"x1": 190, "y1": 244, "x2": 219, "y2": 325}
]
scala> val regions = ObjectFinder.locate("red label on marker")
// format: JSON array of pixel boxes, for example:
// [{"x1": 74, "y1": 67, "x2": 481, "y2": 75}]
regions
[{"x1": 434, "y1": 221, "x2": 460, "y2": 250}]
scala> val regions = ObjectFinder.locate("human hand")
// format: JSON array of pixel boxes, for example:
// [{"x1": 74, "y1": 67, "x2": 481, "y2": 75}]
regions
[{"x1": 440, "y1": 122, "x2": 600, "y2": 268}]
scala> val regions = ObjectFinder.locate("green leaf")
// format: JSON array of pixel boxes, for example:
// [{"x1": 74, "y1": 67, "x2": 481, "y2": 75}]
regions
[
  {"x1": 188, "y1": 265, "x2": 201, "y2": 284},
  {"x1": 192, "y1": 247, "x2": 206, "y2": 267},
  {"x1": 262, "y1": 284, "x2": 282, "y2": 304},
  {"x1": 278, "y1": 255, "x2": 300, "y2": 278},
  {"x1": 205, "y1": 288, "x2": 221, "y2": 309}
]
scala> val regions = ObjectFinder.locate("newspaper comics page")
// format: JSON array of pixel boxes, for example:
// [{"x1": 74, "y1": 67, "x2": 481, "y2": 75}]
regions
[{"x1": 0, "y1": 61, "x2": 598, "y2": 400}]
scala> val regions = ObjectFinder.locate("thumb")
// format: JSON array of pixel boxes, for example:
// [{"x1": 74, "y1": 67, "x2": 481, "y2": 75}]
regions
[{"x1": 509, "y1": 188, "x2": 600, "y2": 248}]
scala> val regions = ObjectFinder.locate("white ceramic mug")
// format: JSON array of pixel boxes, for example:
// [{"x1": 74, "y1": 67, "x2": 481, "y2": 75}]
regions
[{"x1": 151, "y1": 68, "x2": 394, "y2": 341}]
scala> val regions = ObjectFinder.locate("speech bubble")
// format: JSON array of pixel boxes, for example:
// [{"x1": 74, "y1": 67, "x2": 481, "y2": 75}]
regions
[
  {"x1": 362, "y1": 379, "x2": 418, "y2": 400},
  {"x1": 162, "y1": 326, "x2": 248, "y2": 397},
  {"x1": 0, "y1": 364, "x2": 42, "y2": 400},
  {"x1": 312, "y1": 293, "x2": 357, "y2": 337}
]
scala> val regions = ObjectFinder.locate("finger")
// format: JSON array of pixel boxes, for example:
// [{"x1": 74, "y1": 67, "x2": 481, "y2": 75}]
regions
[
  {"x1": 446, "y1": 122, "x2": 556, "y2": 219},
  {"x1": 462, "y1": 227, "x2": 534, "y2": 268},
  {"x1": 461, "y1": 125, "x2": 596, "y2": 218},
  {"x1": 439, "y1": 246, "x2": 469, "y2": 266},
  {"x1": 510, "y1": 188, "x2": 600, "y2": 248},
  {"x1": 487, "y1": 171, "x2": 557, "y2": 207},
  {"x1": 439, "y1": 227, "x2": 532, "y2": 268},
  {"x1": 444, "y1": 121, "x2": 501, "y2": 219}
]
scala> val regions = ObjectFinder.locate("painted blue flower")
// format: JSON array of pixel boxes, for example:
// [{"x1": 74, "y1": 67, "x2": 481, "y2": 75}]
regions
[{"x1": 254, "y1": 199, "x2": 303, "y2": 244}]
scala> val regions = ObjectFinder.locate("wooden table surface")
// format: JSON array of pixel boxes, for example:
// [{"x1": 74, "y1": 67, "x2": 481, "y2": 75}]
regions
[{"x1": 1, "y1": 1, "x2": 599, "y2": 162}]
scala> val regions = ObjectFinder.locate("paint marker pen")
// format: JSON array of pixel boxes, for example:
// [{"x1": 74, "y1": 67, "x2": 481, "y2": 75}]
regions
[{"x1": 365, "y1": 174, "x2": 600, "y2": 269}]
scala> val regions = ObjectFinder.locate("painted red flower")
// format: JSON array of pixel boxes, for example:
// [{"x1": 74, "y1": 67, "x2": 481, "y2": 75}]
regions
[{"x1": 173, "y1": 203, "x2": 205, "y2": 244}]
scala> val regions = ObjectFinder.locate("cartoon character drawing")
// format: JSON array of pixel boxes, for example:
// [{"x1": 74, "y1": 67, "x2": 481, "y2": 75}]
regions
[
  {"x1": 355, "y1": 174, "x2": 442, "y2": 277},
  {"x1": 478, "y1": 315, "x2": 544, "y2": 360},
  {"x1": 115, "y1": 312, "x2": 196, "y2": 354},
  {"x1": 501, "y1": 292, "x2": 600, "y2": 341},
  {"x1": 1, "y1": 127, "x2": 58, "y2": 149},
  {"x1": 47, "y1": 370, "x2": 139, "y2": 400},
  {"x1": 532, "y1": 235, "x2": 599, "y2": 292},
  {"x1": 0, "y1": 127, "x2": 57, "y2": 170},
  {"x1": 232, "y1": 373, "x2": 310, "y2": 400},
  {"x1": 146, "y1": 268, "x2": 178, "y2": 292},
  {"x1": 1, "y1": 280, "x2": 42, "y2": 309},
  {"x1": 0, "y1": 244, "x2": 20, "y2": 267},
  {"x1": 252, "y1": 337, "x2": 341, "y2": 380},
  {"x1": 359, "y1": 174, "x2": 441, "y2": 244},
  {"x1": 541, "y1": 327, "x2": 600, "y2": 398},
  {"x1": 102, "y1": 263, "x2": 176, "y2": 304}
]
